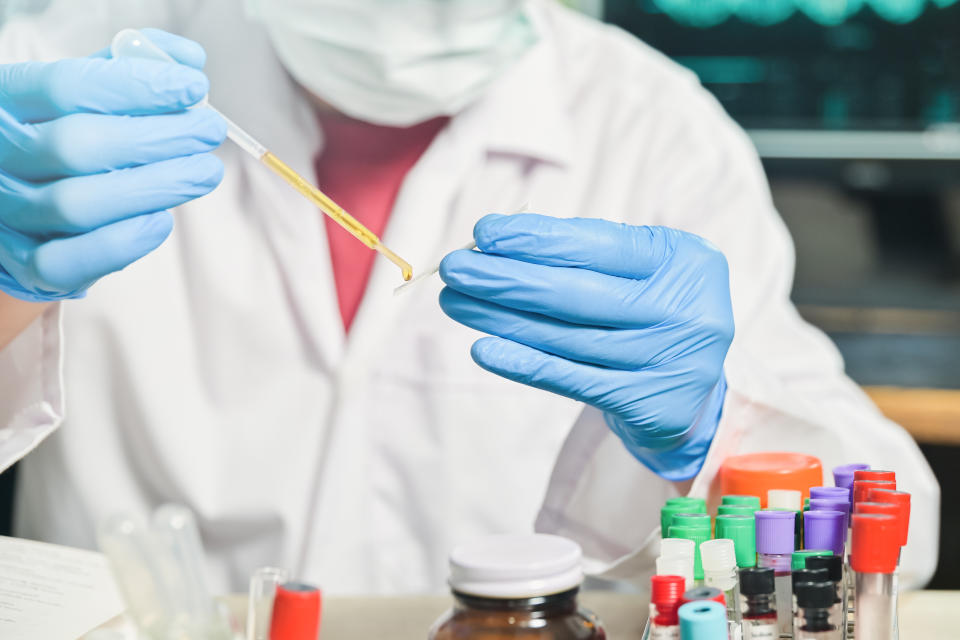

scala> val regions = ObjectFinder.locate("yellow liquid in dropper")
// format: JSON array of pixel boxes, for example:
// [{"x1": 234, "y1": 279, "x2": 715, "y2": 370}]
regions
[{"x1": 261, "y1": 152, "x2": 413, "y2": 281}]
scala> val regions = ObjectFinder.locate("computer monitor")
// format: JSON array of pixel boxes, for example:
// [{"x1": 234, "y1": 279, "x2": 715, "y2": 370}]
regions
[{"x1": 605, "y1": 1, "x2": 960, "y2": 163}]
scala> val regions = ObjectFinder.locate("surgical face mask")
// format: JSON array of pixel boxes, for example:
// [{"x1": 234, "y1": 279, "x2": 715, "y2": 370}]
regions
[{"x1": 246, "y1": 0, "x2": 539, "y2": 127}]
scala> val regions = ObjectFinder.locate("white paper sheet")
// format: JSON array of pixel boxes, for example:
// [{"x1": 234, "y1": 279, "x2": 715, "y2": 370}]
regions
[{"x1": 0, "y1": 535, "x2": 124, "y2": 639}]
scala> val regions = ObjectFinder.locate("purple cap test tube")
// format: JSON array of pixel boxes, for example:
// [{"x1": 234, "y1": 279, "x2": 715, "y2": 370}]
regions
[
  {"x1": 809, "y1": 497, "x2": 850, "y2": 530},
  {"x1": 832, "y1": 463, "x2": 869, "y2": 491},
  {"x1": 804, "y1": 510, "x2": 846, "y2": 557},
  {"x1": 810, "y1": 486, "x2": 850, "y2": 501},
  {"x1": 756, "y1": 510, "x2": 796, "y2": 556},
  {"x1": 756, "y1": 510, "x2": 796, "y2": 636}
]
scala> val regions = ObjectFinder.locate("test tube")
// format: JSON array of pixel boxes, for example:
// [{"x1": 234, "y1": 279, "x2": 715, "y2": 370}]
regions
[
  {"x1": 852, "y1": 480, "x2": 895, "y2": 509},
  {"x1": 247, "y1": 567, "x2": 288, "y2": 640},
  {"x1": 680, "y1": 586, "x2": 726, "y2": 608},
  {"x1": 791, "y1": 568, "x2": 828, "y2": 635},
  {"x1": 810, "y1": 487, "x2": 850, "y2": 502},
  {"x1": 662, "y1": 500, "x2": 705, "y2": 537},
  {"x1": 869, "y1": 488, "x2": 912, "y2": 636},
  {"x1": 806, "y1": 555, "x2": 845, "y2": 636},
  {"x1": 97, "y1": 512, "x2": 167, "y2": 638},
  {"x1": 805, "y1": 510, "x2": 847, "y2": 557},
  {"x1": 738, "y1": 568, "x2": 778, "y2": 639},
  {"x1": 853, "y1": 470, "x2": 895, "y2": 483},
  {"x1": 718, "y1": 504, "x2": 758, "y2": 518},
  {"x1": 854, "y1": 499, "x2": 908, "y2": 639},
  {"x1": 866, "y1": 490, "x2": 911, "y2": 549},
  {"x1": 269, "y1": 582, "x2": 322, "y2": 640},
  {"x1": 794, "y1": 582, "x2": 839, "y2": 639},
  {"x1": 831, "y1": 464, "x2": 868, "y2": 628},
  {"x1": 832, "y1": 464, "x2": 870, "y2": 493},
  {"x1": 649, "y1": 575, "x2": 685, "y2": 639},
  {"x1": 792, "y1": 550, "x2": 831, "y2": 572},
  {"x1": 668, "y1": 524, "x2": 711, "y2": 584},
  {"x1": 851, "y1": 513, "x2": 899, "y2": 640},
  {"x1": 668, "y1": 496, "x2": 708, "y2": 511},
  {"x1": 670, "y1": 512, "x2": 712, "y2": 534},
  {"x1": 678, "y1": 600, "x2": 727, "y2": 640},
  {"x1": 755, "y1": 510, "x2": 795, "y2": 637},
  {"x1": 700, "y1": 539, "x2": 741, "y2": 625},
  {"x1": 722, "y1": 495, "x2": 762, "y2": 509},
  {"x1": 767, "y1": 490, "x2": 802, "y2": 512},
  {"x1": 659, "y1": 538, "x2": 696, "y2": 592},
  {"x1": 715, "y1": 514, "x2": 756, "y2": 569},
  {"x1": 809, "y1": 498, "x2": 850, "y2": 531},
  {"x1": 151, "y1": 504, "x2": 233, "y2": 640}
]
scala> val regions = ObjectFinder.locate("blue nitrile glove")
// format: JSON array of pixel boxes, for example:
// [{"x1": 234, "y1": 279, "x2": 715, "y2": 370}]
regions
[
  {"x1": 0, "y1": 29, "x2": 227, "y2": 302},
  {"x1": 439, "y1": 214, "x2": 734, "y2": 481}
]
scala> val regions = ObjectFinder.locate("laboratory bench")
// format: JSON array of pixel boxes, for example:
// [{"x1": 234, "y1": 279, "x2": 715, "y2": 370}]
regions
[{"x1": 199, "y1": 590, "x2": 955, "y2": 639}]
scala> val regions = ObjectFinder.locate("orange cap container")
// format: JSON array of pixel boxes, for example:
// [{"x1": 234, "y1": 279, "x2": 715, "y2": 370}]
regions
[{"x1": 719, "y1": 452, "x2": 823, "y2": 508}]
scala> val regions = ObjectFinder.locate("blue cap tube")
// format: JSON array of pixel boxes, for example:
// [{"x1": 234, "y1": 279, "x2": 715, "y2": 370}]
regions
[{"x1": 678, "y1": 600, "x2": 727, "y2": 640}]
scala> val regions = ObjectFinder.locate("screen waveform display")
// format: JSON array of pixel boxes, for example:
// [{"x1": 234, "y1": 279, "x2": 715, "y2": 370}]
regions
[
  {"x1": 607, "y1": 0, "x2": 960, "y2": 130},
  {"x1": 648, "y1": 0, "x2": 958, "y2": 27}
]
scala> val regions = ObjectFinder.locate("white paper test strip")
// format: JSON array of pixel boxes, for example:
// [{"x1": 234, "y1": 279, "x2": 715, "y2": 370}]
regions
[{"x1": 394, "y1": 202, "x2": 529, "y2": 296}]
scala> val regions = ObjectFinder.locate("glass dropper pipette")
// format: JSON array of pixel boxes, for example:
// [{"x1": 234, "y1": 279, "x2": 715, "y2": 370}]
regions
[{"x1": 111, "y1": 29, "x2": 413, "y2": 282}]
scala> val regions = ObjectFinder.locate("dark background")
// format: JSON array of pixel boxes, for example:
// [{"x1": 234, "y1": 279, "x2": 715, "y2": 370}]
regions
[{"x1": 603, "y1": 0, "x2": 960, "y2": 588}]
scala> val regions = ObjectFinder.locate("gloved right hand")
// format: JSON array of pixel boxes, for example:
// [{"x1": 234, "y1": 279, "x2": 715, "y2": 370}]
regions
[{"x1": 0, "y1": 28, "x2": 227, "y2": 302}]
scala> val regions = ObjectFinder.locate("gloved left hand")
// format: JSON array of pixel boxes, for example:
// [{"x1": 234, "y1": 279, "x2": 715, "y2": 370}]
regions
[{"x1": 439, "y1": 214, "x2": 734, "y2": 481}]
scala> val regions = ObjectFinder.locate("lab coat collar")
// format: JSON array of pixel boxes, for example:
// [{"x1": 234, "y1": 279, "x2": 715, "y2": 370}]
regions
[{"x1": 479, "y1": 6, "x2": 576, "y2": 169}]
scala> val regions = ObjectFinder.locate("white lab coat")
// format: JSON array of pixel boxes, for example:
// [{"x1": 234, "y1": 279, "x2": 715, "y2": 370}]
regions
[{"x1": 0, "y1": 0, "x2": 940, "y2": 593}]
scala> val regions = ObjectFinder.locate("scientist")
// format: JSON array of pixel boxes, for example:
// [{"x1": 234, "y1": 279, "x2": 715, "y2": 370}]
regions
[{"x1": 0, "y1": 0, "x2": 939, "y2": 592}]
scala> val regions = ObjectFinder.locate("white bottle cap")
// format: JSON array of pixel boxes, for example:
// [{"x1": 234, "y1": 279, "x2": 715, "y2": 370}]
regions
[
  {"x1": 767, "y1": 489, "x2": 802, "y2": 511},
  {"x1": 700, "y1": 539, "x2": 736, "y2": 573},
  {"x1": 660, "y1": 537, "x2": 695, "y2": 560},
  {"x1": 449, "y1": 534, "x2": 583, "y2": 599},
  {"x1": 656, "y1": 556, "x2": 693, "y2": 592}
]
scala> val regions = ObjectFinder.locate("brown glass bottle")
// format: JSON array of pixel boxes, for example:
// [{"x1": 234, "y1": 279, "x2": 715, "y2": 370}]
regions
[
  {"x1": 429, "y1": 587, "x2": 604, "y2": 639},
  {"x1": 429, "y1": 533, "x2": 606, "y2": 640}
]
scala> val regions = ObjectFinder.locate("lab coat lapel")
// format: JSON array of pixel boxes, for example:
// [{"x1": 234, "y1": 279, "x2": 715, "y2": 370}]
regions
[
  {"x1": 205, "y1": 16, "x2": 347, "y2": 371},
  {"x1": 225, "y1": 96, "x2": 344, "y2": 371},
  {"x1": 241, "y1": 143, "x2": 346, "y2": 372}
]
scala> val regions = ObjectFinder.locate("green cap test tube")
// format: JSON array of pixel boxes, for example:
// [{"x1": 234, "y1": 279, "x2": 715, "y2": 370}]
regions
[
  {"x1": 721, "y1": 495, "x2": 761, "y2": 509},
  {"x1": 671, "y1": 513, "x2": 712, "y2": 529},
  {"x1": 715, "y1": 513, "x2": 756, "y2": 568},
  {"x1": 717, "y1": 504, "x2": 757, "y2": 517},
  {"x1": 660, "y1": 497, "x2": 706, "y2": 535}
]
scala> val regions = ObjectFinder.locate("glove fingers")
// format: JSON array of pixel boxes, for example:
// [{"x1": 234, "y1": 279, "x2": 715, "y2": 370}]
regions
[
  {"x1": 470, "y1": 336, "x2": 710, "y2": 439},
  {"x1": 470, "y1": 336, "x2": 648, "y2": 413},
  {"x1": 25, "y1": 212, "x2": 173, "y2": 293},
  {"x1": 440, "y1": 287, "x2": 684, "y2": 370},
  {"x1": 0, "y1": 108, "x2": 226, "y2": 181},
  {"x1": 1, "y1": 153, "x2": 223, "y2": 237},
  {"x1": 474, "y1": 213, "x2": 684, "y2": 279},
  {"x1": 0, "y1": 57, "x2": 209, "y2": 123},
  {"x1": 440, "y1": 248, "x2": 665, "y2": 328}
]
